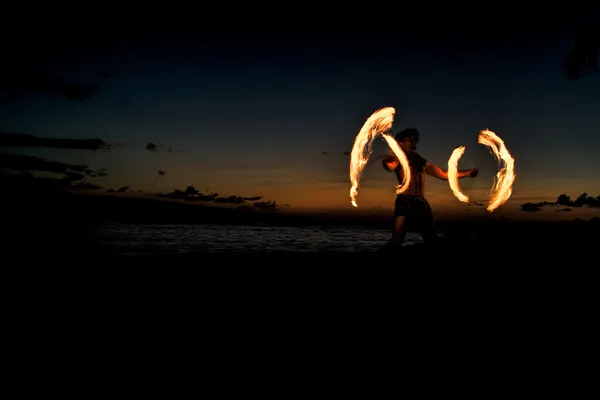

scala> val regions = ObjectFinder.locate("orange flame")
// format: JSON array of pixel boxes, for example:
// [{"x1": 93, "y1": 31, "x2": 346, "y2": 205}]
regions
[
  {"x1": 447, "y1": 129, "x2": 515, "y2": 212},
  {"x1": 448, "y1": 145, "x2": 469, "y2": 203},
  {"x1": 349, "y1": 107, "x2": 410, "y2": 207},
  {"x1": 381, "y1": 133, "x2": 410, "y2": 196},
  {"x1": 478, "y1": 129, "x2": 515, "y2": 212}
]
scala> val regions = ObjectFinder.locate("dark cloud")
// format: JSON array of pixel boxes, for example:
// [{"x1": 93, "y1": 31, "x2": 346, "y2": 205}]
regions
[
  {"x1": 0, "y1": 132, "x2": 109, "y2": 194},
  {"x1": 0, "y1": 132, "x2": 108, "y2": 150},
  {"x1": 253, "y1": 201, "x2": 278, "y2": 211},
  {"x1": 157, "y1": 186, "x2": 216, "y2": 201},
  {"x1": 0, "y1": 153, "x2": 107, "y2": 191},
  {"x1": 155, "y1": 186, "x2": 279, "y2": 210},
  {"x1": 104, "y1": 186, "x2": 130, "y2": 193},
  {"x1": 145, "y1": 142, "x2": 182, "y2": 153},
  {"x1": 521, "y1": 193, "x2": 600, "y2": 212},
  {"x1": 521, "y1": 203, "x2": 544, "y2": 212},
  {"x1": 468, "y1": 201, "x2": 484, "y2": 207},
  {"x1": 0, "y1": 153, "x2": 105, "y2": 177},
  {"x1": 214, "y1": 196, "x2": 246, "y2": 204},
  {"x1": 146, "y1": 142, "x2": 157, "y2": 151},
  {"x1": 557, "y1": 193, "x2": 600, "y2": 208},
  {"x1": 72, "y1": 182, "x2": 103, "y2": 190}
]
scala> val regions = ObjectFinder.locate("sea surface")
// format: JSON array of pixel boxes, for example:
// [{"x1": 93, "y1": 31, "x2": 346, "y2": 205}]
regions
[{"x1": 87, "y1": 223, "x2": 443, "y2": 256}]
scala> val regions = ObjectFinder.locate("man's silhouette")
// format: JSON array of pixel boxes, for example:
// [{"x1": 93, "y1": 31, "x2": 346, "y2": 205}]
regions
[{"x1": 382, "y1": 128, "x2": 478, "y2": 250}]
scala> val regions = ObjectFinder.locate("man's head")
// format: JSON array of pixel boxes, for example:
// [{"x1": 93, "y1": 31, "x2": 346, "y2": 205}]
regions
[{"x1": 395, "y1": 128, "x2": 420, "y2": 152}]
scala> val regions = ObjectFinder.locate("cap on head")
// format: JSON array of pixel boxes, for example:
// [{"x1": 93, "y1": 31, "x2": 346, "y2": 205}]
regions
[{"x1": 395, "y1": 128, "x2": 420, "y2": 141}]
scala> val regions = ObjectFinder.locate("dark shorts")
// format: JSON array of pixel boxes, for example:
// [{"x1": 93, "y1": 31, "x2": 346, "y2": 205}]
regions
[{"x1": 394, "y1": 195, "x2": 435, "y2": 231}]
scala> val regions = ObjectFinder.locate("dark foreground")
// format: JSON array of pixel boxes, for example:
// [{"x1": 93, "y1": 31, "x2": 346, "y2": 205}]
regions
[
  {"x1": 8, "y1": 217, "x2": 599, "y2": 266},
  {"x1": 4, "y1": 190, "x2": 599, "y2": 265},
  {"x1": 4, "y1": 191, "x2": 598, "y2": 310},
  {"x1": 4, "y1": 192, "x2": 597, "y2": 372}
]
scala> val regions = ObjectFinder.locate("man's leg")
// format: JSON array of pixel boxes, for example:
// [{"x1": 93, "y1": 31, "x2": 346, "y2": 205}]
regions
[
  {"x1": 391, "y1": 215, "x2": 408, "y2": 248},
  {"x1": 381, "y1": 195, "x2": 409, "y2": 252},
  {"x1": 417, "y1": 199, "x2": 440, "y2": 246},
  {"x1": 379, "y1": 215, "x2": 407, "y2": 253}
]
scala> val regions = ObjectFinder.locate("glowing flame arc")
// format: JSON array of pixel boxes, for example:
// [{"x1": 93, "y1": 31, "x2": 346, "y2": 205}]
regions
[
  {"x1": 447, "y1": 145, "x2": 469, "y2": 203},
  {"x1": 478, "y1": 129, "x2": 516, "y2": 212},
  {"x1": 381, "y1": 133, "x2": 410, "y2": 196},
  {"x1": 447, "y1": 129, "x2": 516, "y2": 212},
  {"x1": 349, "y1": 107, "x2": 410, "y2": 207}
]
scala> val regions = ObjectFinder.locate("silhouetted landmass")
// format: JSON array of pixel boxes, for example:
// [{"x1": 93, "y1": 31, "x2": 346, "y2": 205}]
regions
[{"x1": 521, "y1": 192, "x2": 600, "y2": 212}]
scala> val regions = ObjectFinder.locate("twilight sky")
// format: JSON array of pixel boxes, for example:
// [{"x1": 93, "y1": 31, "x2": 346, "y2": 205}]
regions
[{"x1": 1, "y1": 6, "x2": 599, "y2": 220}]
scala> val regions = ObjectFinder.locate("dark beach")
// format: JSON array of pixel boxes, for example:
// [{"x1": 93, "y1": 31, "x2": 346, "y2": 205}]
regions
[
  {"x1": 5, "y1": 190, "x2": 598, "y2": 264},
  {"x1": 4, "y1": 190, "x2": 598, "y2": 312}
]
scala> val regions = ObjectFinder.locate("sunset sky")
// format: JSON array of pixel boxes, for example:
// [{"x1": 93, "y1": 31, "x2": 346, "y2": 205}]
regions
[{"x1": 1, "y1": 6, "x2": 599, "y2": 220}]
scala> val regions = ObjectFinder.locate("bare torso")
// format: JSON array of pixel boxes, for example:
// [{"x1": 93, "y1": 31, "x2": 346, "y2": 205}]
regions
[
  {"x1": 394, "y1": 169, "x2": 425, "y2": 197},
  {"x1": 392, "y1": 152, "x2": 427, "y2": 197}
]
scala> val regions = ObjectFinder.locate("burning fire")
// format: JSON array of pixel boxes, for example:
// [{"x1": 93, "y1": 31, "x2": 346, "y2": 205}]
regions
[
  {"x1": 447, "y1": 129, "x2": 516, "y2": 212},
  {"x1": 448, "y1": 145, "x2": 469, "y2": 203},
  {"x1": 349, "y1": 107, "x2": 410, "y2": 207},
  {"x1": 478, "y1": 129, "x2": 515, "y2": 212},
  {"x1": 381, "y1": 134, "x2": 411, "y2": 196}
]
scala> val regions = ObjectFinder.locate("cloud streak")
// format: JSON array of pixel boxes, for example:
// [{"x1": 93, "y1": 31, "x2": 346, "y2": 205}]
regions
[
  {"x1": 0, "y1": 132, "x2": 108, "y2": 150},
  {"x1": 156, "y1": 186, "x2": 281, "y2": 211}
]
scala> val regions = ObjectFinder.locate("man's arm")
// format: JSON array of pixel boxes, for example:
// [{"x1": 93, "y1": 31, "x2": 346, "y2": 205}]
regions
[{"x1": 424, "y1": 161, "x2": 478, "y2": 181}]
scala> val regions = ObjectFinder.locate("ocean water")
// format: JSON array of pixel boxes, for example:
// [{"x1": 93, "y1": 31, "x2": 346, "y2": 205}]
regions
[{"x1": 89, "y1": 223, "x2": 441, "y2": 255}]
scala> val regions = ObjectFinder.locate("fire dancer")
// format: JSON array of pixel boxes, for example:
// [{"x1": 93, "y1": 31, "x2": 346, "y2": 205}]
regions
[{"x1": 382, "y1": 128, "x2": 478, "y2": 251}]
